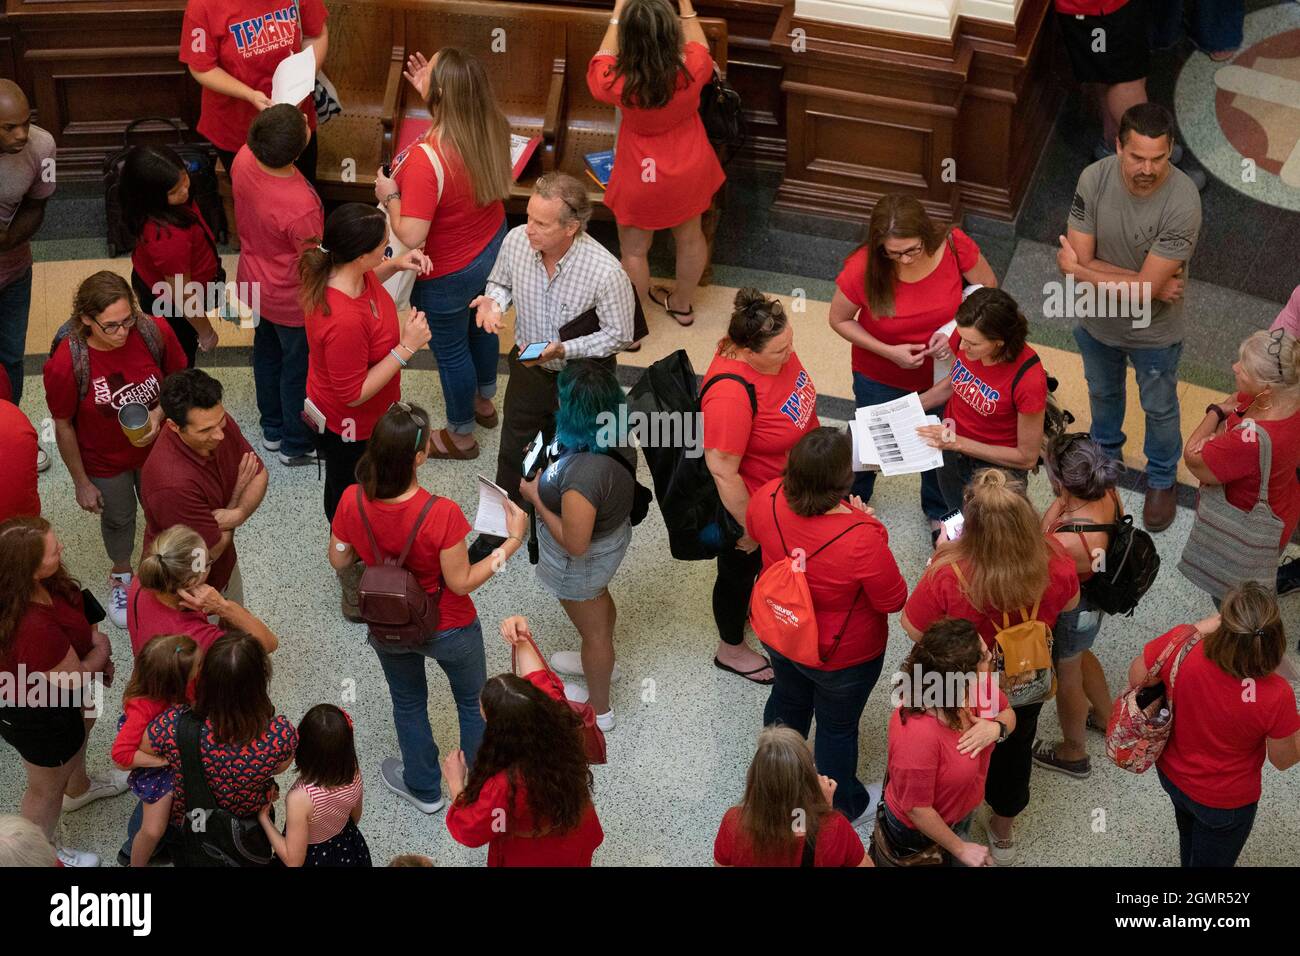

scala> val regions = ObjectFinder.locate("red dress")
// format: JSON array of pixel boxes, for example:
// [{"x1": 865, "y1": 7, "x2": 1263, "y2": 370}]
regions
[{"x1": 586, "y1": 42, "x2": 725, "y2": 230}]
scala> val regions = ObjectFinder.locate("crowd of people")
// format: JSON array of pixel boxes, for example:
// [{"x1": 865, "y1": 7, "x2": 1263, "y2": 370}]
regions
[{"x1": 1, "y1": 0, "x2": 1298, "y2": 869}]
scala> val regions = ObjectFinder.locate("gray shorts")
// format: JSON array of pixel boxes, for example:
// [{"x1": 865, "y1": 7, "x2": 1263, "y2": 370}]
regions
[{"x1": 535, "y1": 520, "x2": 631, "y2": 602}]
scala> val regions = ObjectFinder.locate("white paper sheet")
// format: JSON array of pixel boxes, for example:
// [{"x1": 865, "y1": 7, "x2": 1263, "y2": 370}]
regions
[
  {"x1": 855, "y1": 393, "x2": 944, "y2": 476},
  {"x1": 473, "y1": 475, "x2": 512, "y2": 538},
  {"x1": 271, "y1": 48, "x2": 317, "y2": 106},
  {"x1": 848, "y1": 419, "x2": 878, "y2": 472}
]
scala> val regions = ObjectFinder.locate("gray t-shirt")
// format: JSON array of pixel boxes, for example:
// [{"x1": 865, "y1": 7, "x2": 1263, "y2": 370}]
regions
[
  {"x1": 1068, "y1": 155, "x2": 1201, "y2": 348},
  {"x1": 539, "y1": 448, "x2": 634, "y2": 539}
]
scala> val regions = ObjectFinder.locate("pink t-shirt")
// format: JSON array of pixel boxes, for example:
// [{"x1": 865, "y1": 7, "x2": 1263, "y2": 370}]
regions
[
  {"x1": 232, "y1": 145, "x2": 323, "y2": 326},
  {"x1": 0, "y1": 125, "x2": 56, "y2": 288},
  {"x1": 126, "y1": 578, "x2": 225, "y2": 657}
]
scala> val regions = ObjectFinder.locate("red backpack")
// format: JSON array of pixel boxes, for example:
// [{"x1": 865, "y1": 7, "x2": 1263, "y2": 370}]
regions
[
  {"x1": 748, "y1": 490, "x2": 864, "y2": 667},
  {"x1": 355, "y1": 487, "x2": 442, "y2": 647}
]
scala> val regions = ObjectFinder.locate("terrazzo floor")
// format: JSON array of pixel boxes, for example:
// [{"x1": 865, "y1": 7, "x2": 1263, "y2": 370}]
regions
[{"x1": 8, "y1": 363, "x2": 1300, "y2": 867}]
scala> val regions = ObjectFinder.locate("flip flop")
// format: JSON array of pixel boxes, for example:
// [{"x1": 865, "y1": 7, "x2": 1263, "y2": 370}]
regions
[
  {"x1": 713, "y1": 656, "x2": 774, "y2": 685},
  {"x1": 475, "y1": 408, "x2": 499, "y2": 429},
  {"x1": 649, "y1": 285, "x2": 695, "y2": 327},
  {"x1": 427, "y1": 428, "x2": 479, "y2": 461}
]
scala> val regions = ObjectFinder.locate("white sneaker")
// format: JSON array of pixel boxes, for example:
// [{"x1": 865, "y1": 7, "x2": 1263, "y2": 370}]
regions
[
  {"x1": 595, "y1": 709, "x2": 616, "y2": 732},
  {"x1": 108, "y1": 573, "x2": 131, "y2": 629},
  {"x1": 988, "y1": 828, "x2": 1016, "y2": 866},
  {"x1": 262, "y1": 437, "x2": 281, "y2": 452},
  {"x1": 562, "y1": 681, "x2": 590, "y2": 704},
  {"x1": 63, "y1": 772, "x2": 128, "y2": 813},
  {"x1": 852, "y1": 781, "x2": 884, "y2": 830},
  {"x1": 549, "y1": 651, "x2": 622, "y2": 681},
  {"x1": 380, "y1": 757, "x2": 445, "y2": 814},
  {"x1": 37, "y1": 447, "x2": 51, "y2": 473},
  {"x1": 56, "y1": 846, "x2": 100, "y2": 867}
]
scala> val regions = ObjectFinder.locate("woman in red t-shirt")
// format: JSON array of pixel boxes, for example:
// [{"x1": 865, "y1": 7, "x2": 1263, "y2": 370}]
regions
[
  {"x1": 444, "y1": 616, "x2": 604, "y2": 866},
  {"x1": 829, "y1": 194, "x2": 997, "y2": 533},
  {"x1": 702, "y1": 289, "x2": 819, "y2": 685},
  {"x1": 375, "y1": 48, "x2": 511, "y2": 457},
  {"x1": 1183, "y1": 329, "x2": 1300, "y2": 600},
  {"x1": 902, "y1": 469, "x2": 1079, "y2": 865},
  {"x1": 1126, "y1": 584, "x2": 1300, "y2": 866},
  {"x1": 0, "y1": 517, "x2": 118, "y2": 867},
  {"x1": 917, "y1": 287, "x2": 1048, "y2": 514},
  {"x1": 883, "y1": 619, "x2": 1013, "y2": 867},
  {"x1": 714, "y1": 726, "x2": 869, "y2": 867},
  {"x1": 586, "y1": 0, "x2": 725, "y2": 328},
  {"x1": 745, "y1": 427, "x2": 906, "y2": 823},
  {"x1": 121, "y1": 146, "x2": 222, "y2": 368},
  {"x1": 329, "y1": 403, "x2": 527, "y2": 814},
  {"x1": 43, "y1": 272, "x2": 187, "y2": 629},
  {"x1": 180, "y1": 0, "x2": 328, "y2": 189},
  {"x1": 300, "y1": 202, "x2": 431, "y2": 522}
]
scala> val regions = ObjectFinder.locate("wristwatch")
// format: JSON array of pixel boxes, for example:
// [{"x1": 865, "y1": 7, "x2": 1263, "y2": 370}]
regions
[
  {"x1": 993, "y1": 718, "x2": 1009, "y2": 743},
  {"x1": 1205, "y1": 403, "x2": 1227, "y2": 425}
]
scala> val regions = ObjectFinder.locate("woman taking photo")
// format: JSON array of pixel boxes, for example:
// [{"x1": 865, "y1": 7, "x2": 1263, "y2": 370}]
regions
[
  {"x1": 300, "y1": 202, "x2": 432, "y2": 522},
  {"x1": 329, "y1": 403, "x2": 527, "y2": 815},
  {"x1": 1127, "y1": 583, "x2": 1300, "y2": 866},
  {"x1": 444, "y1": 615, "x2": 604, "y2": 866},
  {"x1": 587, "y1": 0, "x2": 724, "y2": 328},
  {"x1": 745, "y1": 427, "x2": 907, "y2": 823},
  {"x1": 882, "y1": 619, "x2": 1012, "y2": 868},
  {"x1": 714, "y1": 726, "x2": 869, "y2": 867},
  {"x1": 127, "y1": 523, "x2": 277, "y2": 657},
  {"x1": 1032, "y1": 433, "x2": 1123, "y2": 780},
  {"x1": 375, "y1": 47, "x2": 511, "y2": 457},
  {"x1": 902, "y1": 469, "x2": 1080, "y2": 865},
  {"x1": 917, "y1": 287, "x2": 1048, "y2": 513},
  {"x1": 519, "y1": 361, "x2": 635, "y2": 732},
  {"x1": 702, "y1": 288, "x2": 819, "y2": 686},
  {"x1": 0, "y1": 517, "x2": 120, "y2": 867},
  {"x1": 43, "y1": 271, "x2": 188, "y2": 628},
  {"x1": 121, "y1": 145, "x2": 223, "y2": 368},
  {"x1": 179, "y1": 0, "x2": 328, "y2": 189}
]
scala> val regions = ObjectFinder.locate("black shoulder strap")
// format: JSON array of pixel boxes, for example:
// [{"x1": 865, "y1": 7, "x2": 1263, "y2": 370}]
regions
[
  {"x1": 177, "y1": 709, "x2": 218, "y2": 813},
  {"x1": 700, "y1": 372, "x2": 758, "y2": 416},
  {"x1": 1010, "y1": 353, "x2": 1041, "y2": 401}
]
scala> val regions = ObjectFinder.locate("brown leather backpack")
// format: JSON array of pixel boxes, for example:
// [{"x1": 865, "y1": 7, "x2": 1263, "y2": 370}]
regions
[{"x1": 354, "y1": 487, "x2": 441, "y2": 647}]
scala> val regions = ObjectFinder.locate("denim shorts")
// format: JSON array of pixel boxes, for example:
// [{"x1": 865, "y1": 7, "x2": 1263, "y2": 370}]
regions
[
  {"x1": 1053, "y1": 593, "x2": 1104, "y2": 661},
  {"x1": 535, "y1": 521, "x2": 632, "y2": 602}
]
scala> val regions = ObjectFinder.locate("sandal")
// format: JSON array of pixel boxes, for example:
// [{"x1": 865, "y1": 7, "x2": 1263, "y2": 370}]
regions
[
  {"x1": 426, "y1": 428, "x2": 480, "y2": 461},
  {"x1": 712, "y1": 656, "x2": 774, "y2": 686},
  {"x1": 475, "y1": 408, "x2": 499, "y2": 429},
  {"x1": 649, "y1": 285, "x2": 695, "y2": 327}
]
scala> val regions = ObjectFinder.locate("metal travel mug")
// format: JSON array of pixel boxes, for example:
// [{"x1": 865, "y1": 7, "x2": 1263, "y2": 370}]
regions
[{"x1": 118, "y1": 401, "x2": 151, "y2": 445}]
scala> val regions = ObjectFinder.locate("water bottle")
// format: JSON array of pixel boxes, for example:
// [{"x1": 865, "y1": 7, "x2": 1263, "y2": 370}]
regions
[{"x1": 1150, "y1": 707, "x2": 1170, "y2": 728}]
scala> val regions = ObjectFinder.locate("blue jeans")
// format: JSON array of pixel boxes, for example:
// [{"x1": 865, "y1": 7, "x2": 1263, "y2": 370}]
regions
[
  {"x1": 410, "y1": 221, "x2": 506, "y2": 435},
  {"x1": 371, "y1": 619, "x2": 487, "y2": 803},
  {"x1": 252, "y1": 319, "x2": 313, "y2": 457},
  {"x1": 762, "y1": 644, "x2": 886, "y2": 821},
  {"x1": 1157, "y1": 768, "x2": 1258, "y2": 866},
  {"x1": 851, "y1": 372, "x2": 947, "y2": 520},
  {"x1": 1073, "y1": 325, "x2": 1183, "y2": 489},
  {"x1": 0, "y1": 267, "x2": 33, "y2": 406},
  {"x1": 1149, "y1": 0, "x2": 1243, "y2": 53},
  {"x1": 1052, "y1": 592, "x2": 1104, "y2": 661}
]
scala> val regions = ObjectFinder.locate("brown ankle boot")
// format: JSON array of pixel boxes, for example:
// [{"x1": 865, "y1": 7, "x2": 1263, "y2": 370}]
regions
[{"x1": 338, "y1": 562, "x2": 364, "y2": 623}]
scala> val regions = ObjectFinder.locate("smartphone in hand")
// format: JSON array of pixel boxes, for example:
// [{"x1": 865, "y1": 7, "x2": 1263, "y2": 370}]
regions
[{"x1": 518, "y1": 341, "x2": 548, "y2": 362}]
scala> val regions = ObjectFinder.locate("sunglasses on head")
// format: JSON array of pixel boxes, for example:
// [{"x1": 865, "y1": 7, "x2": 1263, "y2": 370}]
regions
[{"x1": 389, "y1": 401, "x2": 426, "y2": 452}]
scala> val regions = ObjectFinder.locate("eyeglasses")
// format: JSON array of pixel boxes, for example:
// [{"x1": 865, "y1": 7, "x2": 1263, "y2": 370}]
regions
[
  {"x1": 1268, "y1": 329, "x2": 1286, "y2": 380},
  {"x1": 882, "y1": 242, "x2": 925, "y2": 261},
  {"x1": 91, "y1": 311, "x2": 140, "y2": 335},
  {"x1": 389, "y1": 401, "x2": 426, "y2": 452}
]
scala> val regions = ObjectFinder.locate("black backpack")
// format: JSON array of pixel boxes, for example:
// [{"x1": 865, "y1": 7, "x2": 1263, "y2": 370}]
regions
[
  {"x1": 698, "y1": 66, "x2": 746, "y2": 167},
  {"x1": 1011, "y1": 354, "x2": 1075, "y2": 471},
  {"x1": 104, "y1": 118, "x2": 227, "y2": 257},
  {"x1": 1058, "y1": 513, "x2": 1160, "y2": 617},
  {"x1": 627, "y1": 349, "x2": 755, "y2": 561}
]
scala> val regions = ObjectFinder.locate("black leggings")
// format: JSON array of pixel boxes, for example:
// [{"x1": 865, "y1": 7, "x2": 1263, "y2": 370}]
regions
[
  {"x1": 713, "y1": 545, "x2": 763, "y2": 646},
  {"x1": 984, "y1": 702, "x2": 1042, "y2": 818},
  {"x1": 316, "y1": 427, "x2": 368, "y2": 523}
]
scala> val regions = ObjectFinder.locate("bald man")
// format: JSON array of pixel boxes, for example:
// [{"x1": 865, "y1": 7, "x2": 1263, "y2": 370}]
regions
[{"x1": 0, "y1": 79, "x2": 55, "y2": 418}]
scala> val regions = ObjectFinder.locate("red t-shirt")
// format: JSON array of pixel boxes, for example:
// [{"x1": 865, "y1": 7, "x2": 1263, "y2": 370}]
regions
[
  {"x1": 1055, "y1": 0, "x2": 1130, "y2": 14},
  {"x1": 231, "y1": 145, "x2": 323, "y2": 326},
  {"x1": 1144, "y1": 627, "x2": 1300, "y2": 808},
  {"x1": 0, "y1": 591, "x2": 92, "y2": 677},
  {"x1": 746, "y1": 478, "x2": 908, "y2": 668},
  {"x1": 391, "y1": 139, "x2": 506, "y2": 280},
  {"x1": 833, "y1": 230, "x2": 979, "y2": 391},
  {"x1": 43, "y1": 323, "x2": 188, "y2": 478},
  {"x1": 125, "y1": 578, "x2": 226, "y2": 657},
  {"x1": 111, "y1": 696, "x2": 170, "y2": 769},
  {"x1": 884, "y1": 687, "x2": 1009, "y2": 829},
  {"x1": 1200, "y1": 407, "x2": 1300, "y2": 550},
  {"x1": 305, "y1": 270, "x2": 401, "y2": 440},
  {"x1": 130, "y1": 203, "x2": 220, "y2": 289},
  {"x1": 712, "y1": 806, "x2": 864, "y2": 867},
  {"x1": 446, "y1": 669, "x2": 604, "y2": 867},
  {"x1": 179, "y1": 0, "x2": 328, "y2": 153},
  {"x1": 903, "y1": 547, "x2": 1080, "y2": 650},
  {"x1": 944, "y1": 331, "x2": 1048, "y2": 449},
  {"x1": 330, "y1": 486, "x2": 477, "y2": 631},
  {"x1": 140, "y1": 417, "x2": 262, "y2": 593},
  {"x1": 0, "y1": 400, "x2": 40, "y2": 524},
  {"x1": 701, "y1": 351, "x2": 819, "y2": 496}
]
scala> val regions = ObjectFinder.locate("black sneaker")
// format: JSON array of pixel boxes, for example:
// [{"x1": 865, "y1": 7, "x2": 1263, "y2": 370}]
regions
[
  {"x1": 468, "y1": 534, "x2": 505, "y2": 564},
  {"x1": 1278, "y1": 556, "x2": 1300, "y2": 596},
  {"x1": 279, "y1": 450, "x2": 318, "y2": 467}
]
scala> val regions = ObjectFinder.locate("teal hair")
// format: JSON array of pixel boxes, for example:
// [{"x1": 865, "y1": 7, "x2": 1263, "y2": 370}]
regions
[{"x1": 555, "y1": 360, "x2": 625, "y2": 452}]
